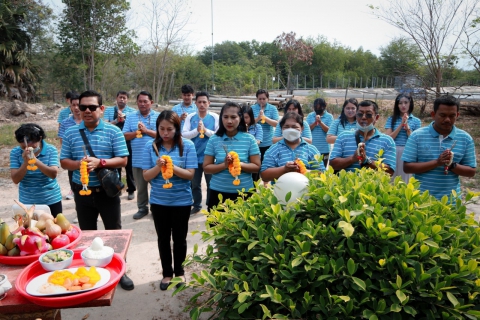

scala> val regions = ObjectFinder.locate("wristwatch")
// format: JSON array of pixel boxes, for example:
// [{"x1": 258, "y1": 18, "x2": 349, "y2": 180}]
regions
[
  {"x1": 448, "y1": 162, "x2": 457, "y2": 171},
  {"x1": 361, "y1": 157, "x2": 373, "y2": 167},
  {"x1": 99, "y1": 159, "x2": 107, "y2": 168}
]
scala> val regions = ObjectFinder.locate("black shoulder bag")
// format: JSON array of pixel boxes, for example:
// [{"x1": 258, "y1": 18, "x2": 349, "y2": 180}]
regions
[{"x1": 79, "y1": 129, "x2": 124, "y2": 197}]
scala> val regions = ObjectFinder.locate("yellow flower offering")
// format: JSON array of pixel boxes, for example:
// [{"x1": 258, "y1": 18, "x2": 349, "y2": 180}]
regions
[
  {"x1": 161, "y1": 155, "x2": 173, "y2": 188},
  {"x1": 261, "y1": 115, "x2": 266, "y2": 124},
  {"x1": 228, "y1": 151, "x2": 241, "y2": 185},
  {"x1": 294, "y1": 159, "x2": 307, "y2": 174},
  {"x1": 79, "y1": 160, "x2": 92, "y2": 196},
  {"x1": 136, "y1": 122, "x2": 143, "y2": 138},
  {"x1": 26, "y1": 147, "x2": 38, "y2": 171}
]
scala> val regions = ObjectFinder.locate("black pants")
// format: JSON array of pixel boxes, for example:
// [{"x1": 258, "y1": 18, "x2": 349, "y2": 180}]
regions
[
  {"x1": 151, "y1": 204, "x2": 191, "y2": 277},
  {"x1": 72, "y1": 183, "x2": 121, "y2": 230},
  {"x1": 48, "y1": 201, "x2": 63, "y2": 218},
  {"x1": 68, "y1": 170, "x2": 74, "y2": 190},
  {"x1": 253, "y1": 145, "x2": 271, "y2": 182},
  {"x1": 117, "y1": 141, "x2": 136, "y2": 193},
  {"x1": 322, "y1": 153, "x2": 329, "y2": 169}
]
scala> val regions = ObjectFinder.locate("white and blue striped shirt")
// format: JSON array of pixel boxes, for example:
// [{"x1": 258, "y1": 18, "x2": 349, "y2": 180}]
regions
[
  {"x1": 273, "y1": 120, "x2": 312, "y2": 141},
  {"x1": 327, "y1": 118, "x2": 357, "y2": 137},
  {"x1": 260, "y1": 139, "x2": 324, "y2": 172},
  {"x1": 205, "y1": 132, "x2": 260, "y2": 193},
  {"x1": 103, "y1": 105, "x2": 137, "y2": 122},
  {"x1": 58, "y1": 116, "x2": 79, "y2": 139},
  {"x1": 385, "y1": 114, "x2": 422, "y2": 146},
  {"x1": 142, "y1": 139, "x2": 197, "y2": 206},
  {"x1": 10, "y1": 141, "x2": 62, "y2": 205},
  {"x1": 182, "y1": 112, "x2": 219, "y2": 163},
  {"x1": 251, "y1": 103, "x2": 279, "y2": 148},
  {"x1": 402, "y1": 122, "x2": 477, "y2": 200},
  {"x1": 331, "y1": 129, "x2": 397, "y2": 172},
  {"x1": 172, "y1": 103, "x2": 197, "y2": 132},
  {"x1": 306, "y1": 111, "x2": 334, "y2": 154},
  {"x1": 57, "y1": 107, "x2": 72, "y2": 124},
  {"x1": 247, "y1": 123, "x2": 263, "y2": 143},
  {"x1": 122, "y1": 110, "x2": 160, "y2": 168},
  {"x1": 60, "y1": 120, "x2": 129, "y2": 186}
]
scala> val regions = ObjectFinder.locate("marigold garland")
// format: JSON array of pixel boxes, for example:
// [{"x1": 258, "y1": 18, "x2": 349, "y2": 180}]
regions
[
  {"x1": 261, "y1": 115, "x2": 266, "y2": 124},
  {"x1": 161, "y1": 155, "x2": 173, "y2": 188},
  {"x1": 294, "y1": 158, "x2": 307, "y2": 174},
  {"x1": 79, "y1": 160, "x2": 91, "y2": 195},
  {"x1": 228, "y1": 151, "x2": 241, "y2": 185},
  {"x1": 199, "y1": 120, "x2": 204, "y2": 138},
  {"x1": 136, "y1": 122, "x2": 143, "y2": 138},
  {"x1": 26, "y1": 147, "x2": 38, "y2": 171}
]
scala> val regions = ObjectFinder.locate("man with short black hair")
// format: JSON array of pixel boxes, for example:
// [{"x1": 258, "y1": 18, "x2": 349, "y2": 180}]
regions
[
  {"x1": 104, "y1": 91, "x2": 137, "y2": 200},
  {"x1": 330, "y1": 100, "x2": 396, "y2": 175},
  {"x1": 402, "y1": 95, "x2": 477, "y2": 200},
  {"x1": 60, "y1": 90, "x2": 134, "y2": 291},
  {"x1": 57, "y1": 91, "x2": 78, "y2": 129},
  {"x1": 172, "y1": 84, "x2": 197, "y2": 131}
]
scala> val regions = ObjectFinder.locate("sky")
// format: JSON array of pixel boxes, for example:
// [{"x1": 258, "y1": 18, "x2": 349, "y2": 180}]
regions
[{"x1": 47, "y1": 0, "x2": 401, "y2": 56}]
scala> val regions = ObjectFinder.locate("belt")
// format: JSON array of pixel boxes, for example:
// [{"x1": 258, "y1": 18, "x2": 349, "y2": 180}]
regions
[{"x1": 72, "y1": 183, "x2": 104, "y2": 193}]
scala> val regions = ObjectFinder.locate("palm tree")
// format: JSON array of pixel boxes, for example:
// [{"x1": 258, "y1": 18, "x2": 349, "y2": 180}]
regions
[{"x1": 0, "y1": 0, "x2": 35, "y2": 100}]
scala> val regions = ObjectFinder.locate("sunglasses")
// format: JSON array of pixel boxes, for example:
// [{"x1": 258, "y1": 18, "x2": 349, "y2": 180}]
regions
[
  {"x1": 79, "y1": 104, "x2": 100, "y2": 112},
  {"x1": 356, "y1": 113, "x2": 374, "y2": 119}
]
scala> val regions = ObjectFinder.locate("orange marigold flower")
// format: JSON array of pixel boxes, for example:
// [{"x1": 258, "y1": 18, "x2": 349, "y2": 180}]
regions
[
  {"x1": 294, "y1": 159, "x2": 307, "y2": 174},
  {"x1": 80, "y1": 160, "x2": 90, "y2": 196},
  {"x1": 161, "y1": 155, "x2": 174, "y2": 188},
  {"x1": 228, "y1": 151, "x2": 241, "y2": 185}
]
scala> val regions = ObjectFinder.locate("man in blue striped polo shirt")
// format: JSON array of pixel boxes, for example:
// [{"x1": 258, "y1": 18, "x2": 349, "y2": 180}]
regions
[
  {"x1": 104, "y1": 91, "x2": 137, "y2": 200},
  {"x1": 172, "y1": 84, "x2": 197, "y2": 132},
  {"x1": 123, "y1": 91, "x2": 160, "y2": 219},
  {"x1": 60, "y1": 90, "x2": 134, "y2": 291},
  {"x1": 307, "y1": 98, "x2": 334, "y2": 167},
  {"x1": 330, "y1": 100, "x2": 396, "y2": 175},
  {"x1": 402, "y1": 95, "x2": 477, "y2": 200},
  {"x1": 182, "y1": 91, "x2": 219, "y2": 215},
  {"x1": 57, "y1": 91, "x2": 77, "y2": 129}
]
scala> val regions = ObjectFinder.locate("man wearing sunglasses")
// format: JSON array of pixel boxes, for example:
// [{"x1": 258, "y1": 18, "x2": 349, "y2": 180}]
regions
[
  {"x1": 330, "y1": 100, "x2": 396, "y2": 175},
  {"x1": 60, "y1": 90, "x2": 134, "y2": 291}
]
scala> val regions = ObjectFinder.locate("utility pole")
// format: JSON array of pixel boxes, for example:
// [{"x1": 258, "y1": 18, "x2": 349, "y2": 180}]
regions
[{"x1": 211, "y1": 0, "x2": 215, "y2": 91}]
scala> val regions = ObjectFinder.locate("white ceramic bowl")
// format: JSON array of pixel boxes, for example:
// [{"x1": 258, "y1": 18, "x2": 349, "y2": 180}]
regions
[
  {"x1": 81, "y1": 246, "x2": 114, "y2": 267},
  {"x1": 38, "y1": 249, "x2": 74, "y2": 271}
]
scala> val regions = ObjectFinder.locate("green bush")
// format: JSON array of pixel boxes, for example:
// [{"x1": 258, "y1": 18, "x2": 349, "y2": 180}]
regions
[{"x1": 177, "y1": 168, "x2": 480, "y2": 319}]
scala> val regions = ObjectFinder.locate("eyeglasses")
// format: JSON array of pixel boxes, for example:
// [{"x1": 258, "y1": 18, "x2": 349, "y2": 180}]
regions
[
  {"x1": 79, "y1": 104, "x2": 100, "y2": 112},
  {"x1": 356, "y1": 113, "x2": 374, "y2": 119}
]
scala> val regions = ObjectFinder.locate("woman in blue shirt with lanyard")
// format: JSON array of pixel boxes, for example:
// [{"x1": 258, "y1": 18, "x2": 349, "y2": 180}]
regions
[
  {"x1": 204, "y1": 102, "x2": 261, "y2": 210},
  {"x1": 385, "y1": 94, "x2": 421, "y2": 182},
  {"x1": 326, "y1": 98, "x2": 359, "y2": 144},
  {"x1": 10, "y1": 124, "x2": 63, "y2": 216},
  {"x1": 261, "y1": 112, "x2": 324, "y2": 182},
  {"x1": 241, "y1": 105, "x2": 262, "y2": 144},
  {"x1": 142, "y1": 111, "x2": 197, "y2": 291}
]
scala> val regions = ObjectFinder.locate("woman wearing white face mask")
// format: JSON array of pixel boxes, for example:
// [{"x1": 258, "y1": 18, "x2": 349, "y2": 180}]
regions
[
  {"x1": 260, "y1": 112, "x2": 324, "y2": 182},
  {"x1": 10, "y1": 123, "x2": 63, "y2": 217}
]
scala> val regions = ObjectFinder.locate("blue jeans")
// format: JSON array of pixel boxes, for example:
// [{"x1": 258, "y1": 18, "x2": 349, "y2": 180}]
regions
[{"x1": 192, "y1": 163, "x2": 211, "y2": 210}]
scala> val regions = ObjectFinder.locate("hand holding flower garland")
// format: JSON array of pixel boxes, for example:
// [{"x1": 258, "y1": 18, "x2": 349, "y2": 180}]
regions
[
  {"x1": 136, "y1": 122, "x2": 143, "y2": 138},
  {"x1": 199, "y1": 120, "x2": 204, "y2": 138},
  {"x1": 79, "y1": 160, "x2": 92, "y2": 195},
  {"x1": 294, "y1": 158, "x2": 307, "y2": 174},
  {"x1": 26, "y1": 147, "x2": 38, "y2": 171},
  {"x1": 160, "y1": 155, "x2": 173, "y2": 188},
  {"x1": 228, "y1": 151, "x2": 241, "y2": 185}
]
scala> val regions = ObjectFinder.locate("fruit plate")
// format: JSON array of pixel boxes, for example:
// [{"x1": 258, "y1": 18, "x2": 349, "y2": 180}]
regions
[
  {"x1": 16, "y1": 249, "x2": 125, "y2": 308},
  {"x1": 0, "y1": 225, "x2": 82, "y2": 265},
  {"x1": 25, "y1": 267, "x2": 110, "y2": 296}
]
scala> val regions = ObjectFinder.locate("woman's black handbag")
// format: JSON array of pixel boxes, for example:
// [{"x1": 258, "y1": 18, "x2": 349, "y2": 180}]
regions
[{"x1": 79, "y1": 129, "x2": 124, "y2": 197}]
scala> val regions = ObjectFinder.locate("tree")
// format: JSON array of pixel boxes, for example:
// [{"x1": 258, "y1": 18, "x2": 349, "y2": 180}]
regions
[
  {"x1": 462, "y1": 16, "x2": 480, "y2": 74},
  {"x1": 274, "y1": 32, "x2": 313, "y2": 94},
  {"x1": 373, "y1": 0, "x2": 480, "y2": 99},
  {"x1": 0, "y1": 0, "x2": 35, "y2": 100},
  {"x1": 379, "y1": 37, "x2": 423, "y2": 76},
  {"x1": 58, "y1": 0, "x2": 137, "y2": 90}
]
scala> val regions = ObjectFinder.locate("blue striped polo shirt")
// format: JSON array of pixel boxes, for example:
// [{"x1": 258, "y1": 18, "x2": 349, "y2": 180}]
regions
[
  {"x1": 182, "y1": 112, "x2": 219, "y2": 163},
  {"x1": 402, "y1": 122, "x2": 477, "y2": 200},
  {"x1": 58, "y1": 116, "x2": 79, "y2": 139},
  {"x1": 103, "y1": 105, "x2": 137, "y2": 121},
  {"x1": 247, "y1": 123, "x2": 263, "y2": 143},
  {"x1": 327, "y1": 118, "x2": 357, "y2": 136},
  {"x1": 205, "y1": 132, "x2": 260, "y2": 193},
  {"x1": 122, "y1": 110, "x2": 160, "y2": 168},
  {"x1": 306, "y1": 111, "x2": 334, "y2": 154},
  {"x1": 57, "y1": 107, "x2": 72, "y2": 124},
  {"x1": 385, "y1": 114, "x2": 422, "y2": 146},
  {"x1": 331, "y1": 129, "x2": 397, "y2": 172},
  {"x1": 10, "y1": 141, "x2": 62, "y2": 205},
  {"x1": 260, "y1": 139, "x2": 325, "y2": 172},
  {"x1": 251, "y1": 103, "x2": 279, "y2": 147},
  {"x1": 142, "y1": 139, "x2": 197, "y2": 206},
  {"x1": 273, "y1": 120, "x2": 312, "y2": 140},
  {"x1": 171, "y1": 103, "x2": 197, "y2": 131},
  {"x1": 60, "y1": 120, "x2": 129, "y2": 186}
]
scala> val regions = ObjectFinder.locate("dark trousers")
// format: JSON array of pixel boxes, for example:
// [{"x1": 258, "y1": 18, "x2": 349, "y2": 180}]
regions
[
  {"x1": 322, "y1": 153, "x2": 329, "y2": 169},
  {"x1": 117, "y1": 141, "x2": 136, "y2": 193},
  {"x1": 72, "y1": 183, "x2": 121, "y2": 230},
  {"x1": 68, "y1": 170, "x2": 74, "y2": 190},
  {"x1": 253, "y1": 145, "x2": 270, "y2": 182},
  {"x1": 192, "y1": 164, "x2": 211, "y2": 210},
  {"x1": 48, "y1": 201, "x2": 63, "y2": 218},
  {"x1": 151, "y1": 204, "x2": 191, "y2": 277}
]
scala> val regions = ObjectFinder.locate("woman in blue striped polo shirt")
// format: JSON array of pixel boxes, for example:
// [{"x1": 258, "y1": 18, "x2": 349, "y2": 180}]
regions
[
  {"x1": 10, "y1": 124, "x2": 63, "y2": 216},
  {"x1": 204, "y1": 102, "x2": 261, "y2": 210},
  {"x1": 142, "y1": 111, "x2": 197, "y2": 290},
  {"x1": 385, "y1": 94, "x2": 422, "y2": 182},
  {"x1": 241, "y1": 105, "x2": 263, "y2": 144},
  {"x1": 326, "y1": 98, "x2": 359, "y2": 144}
]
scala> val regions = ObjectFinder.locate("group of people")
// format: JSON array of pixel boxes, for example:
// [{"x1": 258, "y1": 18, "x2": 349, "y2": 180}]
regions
[{"x1": 9, "y1": 86, "x2": 477, "y2": 292}]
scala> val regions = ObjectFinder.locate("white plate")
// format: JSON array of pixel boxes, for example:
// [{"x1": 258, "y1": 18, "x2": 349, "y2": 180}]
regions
[{"x1": 26, "y1": 267, "x2": 110, "y2": 297}]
